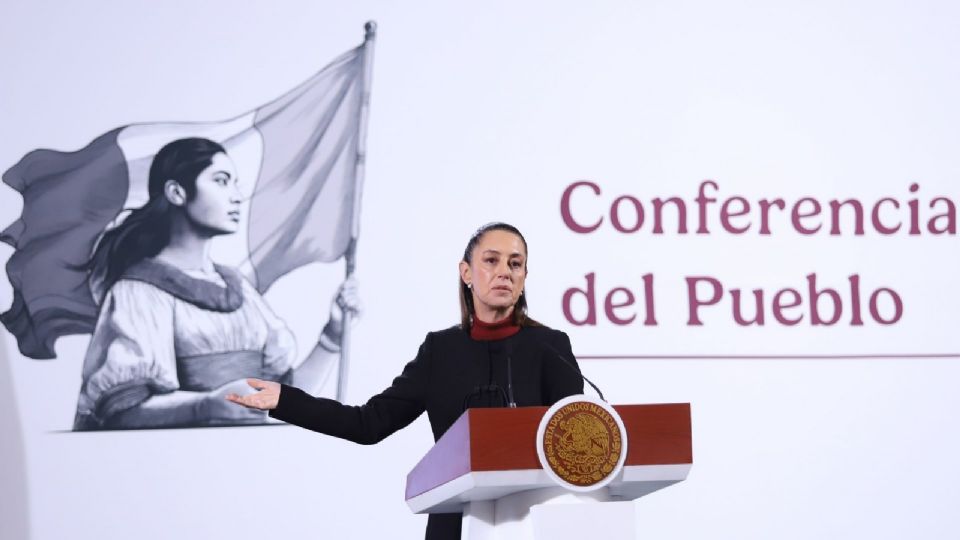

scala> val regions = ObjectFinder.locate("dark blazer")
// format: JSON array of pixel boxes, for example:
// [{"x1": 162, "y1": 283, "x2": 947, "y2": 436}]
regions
[{"x1": 270, "y1": 324, "x2": 585, "y2": 540}]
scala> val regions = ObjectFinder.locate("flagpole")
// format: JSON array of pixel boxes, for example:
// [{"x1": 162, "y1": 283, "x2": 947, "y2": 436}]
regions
[{"x1": 337, "y1": 21, "x2": 377, "y2": 402}]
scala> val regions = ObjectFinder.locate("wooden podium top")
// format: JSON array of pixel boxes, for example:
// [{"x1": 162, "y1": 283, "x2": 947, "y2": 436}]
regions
[{"x1": 405, "y1": 403, "x2": 692, "y2": 514}]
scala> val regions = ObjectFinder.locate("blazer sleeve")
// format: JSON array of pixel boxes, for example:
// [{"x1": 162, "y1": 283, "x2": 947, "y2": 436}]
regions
[
  {"x1": 268, "y1": 333, "x2": 433, "y2": 445},
  {"x1": 541, "y1": 330, "x2": 585, "y2": 404}
]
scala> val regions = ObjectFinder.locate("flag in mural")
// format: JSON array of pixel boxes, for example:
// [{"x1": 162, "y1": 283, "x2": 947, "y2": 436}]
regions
[{"x1": 2, "y1": 42, "x2": 371, "y2": 360}]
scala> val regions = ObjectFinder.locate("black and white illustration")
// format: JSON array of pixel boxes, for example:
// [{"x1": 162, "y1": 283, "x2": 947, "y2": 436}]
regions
[{"x1": 1, "y1": 25, "x2": 376, "y2": 431}]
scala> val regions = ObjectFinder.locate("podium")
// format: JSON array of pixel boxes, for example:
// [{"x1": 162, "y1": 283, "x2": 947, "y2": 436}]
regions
[{"x1": 406, "y1": 402, "x2": 692, "y2": 539}]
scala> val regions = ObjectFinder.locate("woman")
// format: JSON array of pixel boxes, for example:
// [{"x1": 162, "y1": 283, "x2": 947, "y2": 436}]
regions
[
  {"x1": 74, "y1": 137, "x2": 356, "y2": 430},
  {"x1": 229, "y1": 222, "x2": 584, "y2": 540}
]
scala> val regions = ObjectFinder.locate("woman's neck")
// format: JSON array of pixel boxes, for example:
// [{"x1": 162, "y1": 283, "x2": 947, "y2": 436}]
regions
[
  {"x1": 473, "y1": 305, "x2": 514, "y2": 324},
  {"x1": 156, "y1": 219, "x2": 215, "y2": 272}
]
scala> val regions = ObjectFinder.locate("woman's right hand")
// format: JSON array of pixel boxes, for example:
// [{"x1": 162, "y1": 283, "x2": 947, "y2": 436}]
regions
[
  {"x1": 224, "y1": 377, "x2": 281, "y2": 411},
  {"x1": 200, "y1": 378, "x2": 270, "y2": 423}
]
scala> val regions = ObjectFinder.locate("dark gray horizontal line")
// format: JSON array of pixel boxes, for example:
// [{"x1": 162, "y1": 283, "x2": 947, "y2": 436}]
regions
[{"x1": 577, "y1": 353, "x2": 960, "y2": 360}]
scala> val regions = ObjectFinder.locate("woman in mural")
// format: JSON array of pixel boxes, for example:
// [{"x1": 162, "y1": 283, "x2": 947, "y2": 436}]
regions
[
  {"x1": 73, "y1": 137, "x2": 356, "y2": 430},
  {"x1": 228, "y1": 222, "x2": 584, "y2": 540}
]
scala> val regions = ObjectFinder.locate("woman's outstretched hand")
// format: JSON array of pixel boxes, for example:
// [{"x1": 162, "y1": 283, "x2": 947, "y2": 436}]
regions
[{"x1": 225, "y1": 378, "x2": 281, "y2": 411}]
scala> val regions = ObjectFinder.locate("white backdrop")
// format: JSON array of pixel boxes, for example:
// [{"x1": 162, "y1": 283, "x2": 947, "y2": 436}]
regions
[{"x1": 2, "y1": 1, "x2": 959, "y2": 538}]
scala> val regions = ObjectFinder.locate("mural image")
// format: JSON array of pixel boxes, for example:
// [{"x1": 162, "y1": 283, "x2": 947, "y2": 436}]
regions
[{"x1": 1, "y1": 26, "x2": 376, "y2": 431}]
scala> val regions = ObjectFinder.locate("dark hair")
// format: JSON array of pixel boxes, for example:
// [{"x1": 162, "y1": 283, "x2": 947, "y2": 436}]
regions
[
  {"x1": 459, "y1": 222, "x2": 542, "y2": 329},
  {"x1": 87, "y1": 137, "x2": 226, "y2": 297}
]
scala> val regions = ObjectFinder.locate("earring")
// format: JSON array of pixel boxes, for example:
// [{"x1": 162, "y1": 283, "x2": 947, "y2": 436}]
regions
[{"x1": 467, "y1": 283, "x2": 473, "y2": 289}]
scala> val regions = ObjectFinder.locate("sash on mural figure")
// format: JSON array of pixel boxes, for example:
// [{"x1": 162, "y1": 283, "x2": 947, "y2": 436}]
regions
[{"x1": 2, "y1": 42, "x2": 369, "y2": 361}]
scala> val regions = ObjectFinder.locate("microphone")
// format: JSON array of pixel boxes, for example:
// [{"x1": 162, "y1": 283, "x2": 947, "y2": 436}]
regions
[
  {"x1": 540, "y1": 340, "x2": 606, "y2": 402},
  {"x1": 505, "y1": 342, "x2": 517, "y2": 408},
  {"x1": 462, "y1": 340, "x2": 518, "y2": 411},
  {"x1": 461, "y1": 384, "x2": 509, "y2": 412}
]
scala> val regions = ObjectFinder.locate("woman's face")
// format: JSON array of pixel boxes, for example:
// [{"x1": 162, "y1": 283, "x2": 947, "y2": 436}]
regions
[
  {"x1": 460, "y1": 230, "x2": 528, "y2": 317},
  {"x1": 184, "y1": 152, "x2": 242, "y2": 236}
]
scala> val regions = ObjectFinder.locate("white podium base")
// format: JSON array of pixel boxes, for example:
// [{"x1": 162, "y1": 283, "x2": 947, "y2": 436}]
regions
[{"x1": 461, "y1": 487, "x2": 637, "y2": 540}]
